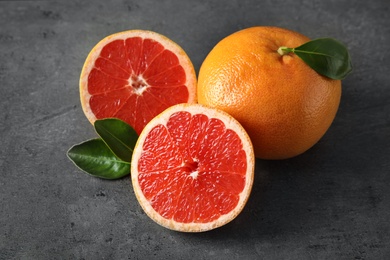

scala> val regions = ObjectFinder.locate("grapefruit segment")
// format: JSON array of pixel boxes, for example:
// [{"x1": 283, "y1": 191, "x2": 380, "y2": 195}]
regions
[
  {"x1": 99, "y1": 40, "x2": 131, "y2": 74},
  {"x1": 80, "y1": 30, "x2": 197, "y2": 135},
  {"x1": 89, "y1": 87, "x2": 133, "y2": 119},
  {"x1": 131, "y1": 104, "x2": 255, "y2": 232},
  {"x1": 87, "y1": 68, "x2": 129, "y2": 95}
]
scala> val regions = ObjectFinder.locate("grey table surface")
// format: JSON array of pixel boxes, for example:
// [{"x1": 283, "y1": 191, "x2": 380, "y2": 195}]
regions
[{"x1": 1, "y1": 0, "x2": 389, "y2": 259}]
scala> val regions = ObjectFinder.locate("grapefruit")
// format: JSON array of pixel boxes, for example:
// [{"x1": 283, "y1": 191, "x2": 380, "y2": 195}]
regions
[
  {"x1": 197, "y1": 26, "x2": 342, "y2": 159},
  {"x1": 79, "y1": 30, "x2": 197, "y2": 135},
  {"x1": 131, "y1": 104, "x2": 255, "y2": 232}
]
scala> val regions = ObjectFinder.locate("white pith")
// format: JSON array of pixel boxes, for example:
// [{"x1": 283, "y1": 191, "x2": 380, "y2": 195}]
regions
[
  {"x1": 129, "y1": 74, "x2": 149, "y2": 96},
  {"x1": 189, "y1": 170, "x2": 199, "y2": 179}
]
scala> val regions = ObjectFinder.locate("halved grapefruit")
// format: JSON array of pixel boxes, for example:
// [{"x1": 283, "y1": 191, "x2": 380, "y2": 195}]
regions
[
  {"x1": 79, "y1": 30, "x2": 197, "y2": 134},
  {"x1": 131, "y1": 104, "x2": 255, "y2": 232}
]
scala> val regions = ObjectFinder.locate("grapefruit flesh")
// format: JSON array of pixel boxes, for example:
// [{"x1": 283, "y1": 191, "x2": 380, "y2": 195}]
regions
[
  {"x1": 80, "y1": 30, "x2": 197, "y2": 134},
  {"x1": 131, "y1": 104, "x2": 255, "y2": 232}
]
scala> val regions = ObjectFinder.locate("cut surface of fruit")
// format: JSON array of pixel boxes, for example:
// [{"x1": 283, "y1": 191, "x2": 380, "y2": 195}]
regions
[
  {"x1": 131, "y1": 104, "x2": 255, "y2": 232},
  {"x1": 80, "y1": 30, "x2": 197, "y2": 134}
]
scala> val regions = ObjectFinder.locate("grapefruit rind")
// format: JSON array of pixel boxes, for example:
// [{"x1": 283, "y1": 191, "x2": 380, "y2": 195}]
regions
[
  {"x1": 131, "y1": 103, "x2": 255, "y2": 232},
  {"x1": 79, "y1": 30, "x2": 197, "y2": 127},
  {"x1": 197, "y1": 26, "x2": 341, "y2": 159}
]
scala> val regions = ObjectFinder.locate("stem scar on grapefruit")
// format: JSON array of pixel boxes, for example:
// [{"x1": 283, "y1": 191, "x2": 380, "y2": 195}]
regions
[
  {"x1": 131, "y1": 104, "x2": 255, "y2": 232},
  {"x1": 79, "y1": 30, "x2": 197, "y2": 135},
  {"x1": 197, "y1": 26, "x2": 342, "y2": 160}
]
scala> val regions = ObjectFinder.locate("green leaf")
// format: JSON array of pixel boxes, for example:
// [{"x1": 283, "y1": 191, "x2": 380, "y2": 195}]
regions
[
  {"x1": 67, "y1": 139, "x2": 130, "y2": 179},
  {"x1": 278, "y1": 38, "x2": 352, "y2": 80},
  {"x1": 94, "y1": 118, "x2": 138, "y2": 162}
]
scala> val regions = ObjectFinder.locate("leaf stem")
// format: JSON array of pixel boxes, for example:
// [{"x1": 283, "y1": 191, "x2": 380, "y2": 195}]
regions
[{"x1": 277, "y1": 46, "x2": 295, "y2": 56}]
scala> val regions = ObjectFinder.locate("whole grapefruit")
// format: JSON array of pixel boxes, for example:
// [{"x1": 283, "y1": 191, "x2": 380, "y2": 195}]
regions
[{"x1": 198, "y1": 26, "x2": 341, "y2": 159}]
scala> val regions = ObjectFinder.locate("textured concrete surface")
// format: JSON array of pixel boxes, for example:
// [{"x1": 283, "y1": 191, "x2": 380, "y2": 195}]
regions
[{"x1": 1, "y1": 0, "x2": 389, "y2": 259}]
